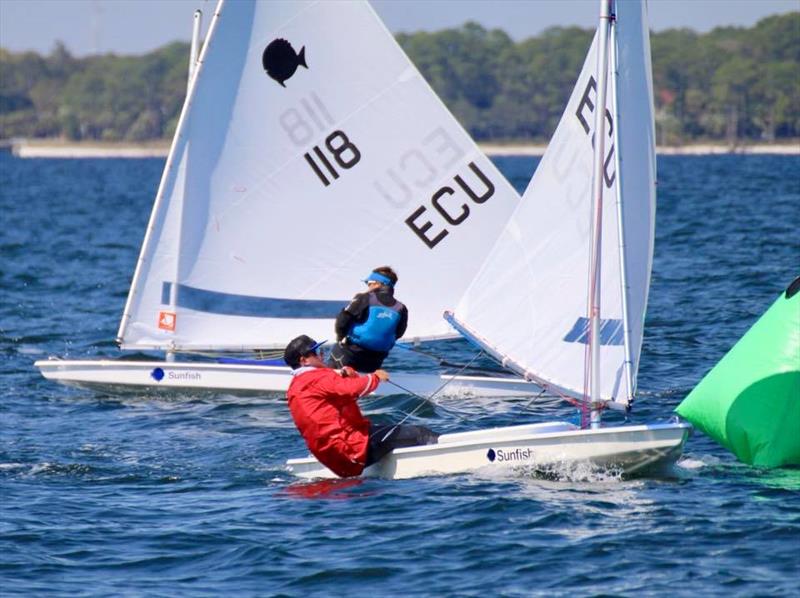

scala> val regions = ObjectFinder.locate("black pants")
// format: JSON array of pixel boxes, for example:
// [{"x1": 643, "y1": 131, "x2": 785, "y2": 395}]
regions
[
  {"x1": 365, "y1": 424, "x2": 439, "y2": 467},
  {"x1": 327, "y1": 342, "x2": 388, "y2": 373}
]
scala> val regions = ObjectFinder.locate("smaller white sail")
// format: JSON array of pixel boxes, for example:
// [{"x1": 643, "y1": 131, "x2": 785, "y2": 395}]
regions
[
  {"x1": 118, "y1": 0, "x2": 520, "y2": 351},
  {"x1": 450, "y1": 0, "x2": 656, "y2": 407},
  {"x1": 612, "y1": 0, "x2": 658, "y2": 397}
]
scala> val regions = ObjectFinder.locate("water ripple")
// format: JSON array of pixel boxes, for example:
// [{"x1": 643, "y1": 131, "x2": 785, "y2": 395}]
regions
[{"x1": 1, "y1": 154, "x2": 799, "y2": 596}]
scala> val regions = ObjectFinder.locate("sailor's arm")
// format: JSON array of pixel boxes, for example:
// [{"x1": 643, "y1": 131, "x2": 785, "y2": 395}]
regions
[
  {"x1": 395, "y1": 305, "x2": 408, "y2": 339},
  {"x1": 335, "y1": 293, "x2": 370, "y2": 341},
  {"x1": 326, "y1": 367, "x2": 388, "y2": 400}
]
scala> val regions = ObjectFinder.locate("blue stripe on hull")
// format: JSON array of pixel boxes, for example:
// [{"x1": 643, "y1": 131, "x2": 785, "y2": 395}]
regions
[{"x1": 161, "y1": 282, "x2": 345, "y2": 319}]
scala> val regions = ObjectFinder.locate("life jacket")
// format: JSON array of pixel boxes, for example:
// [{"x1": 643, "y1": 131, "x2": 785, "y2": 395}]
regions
[{"x1": 348, "y1": 292, "x2": 404, "y2": 352}]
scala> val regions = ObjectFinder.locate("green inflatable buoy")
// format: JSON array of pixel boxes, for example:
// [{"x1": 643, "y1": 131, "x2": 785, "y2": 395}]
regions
[{"x1": 676, "y1": 277, "x2": 800, "y2": 468}]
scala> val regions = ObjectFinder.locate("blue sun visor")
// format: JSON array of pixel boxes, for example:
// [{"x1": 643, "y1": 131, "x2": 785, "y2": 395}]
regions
[{"x1": 362, "y1": 272, "x2": 393, "y2": 287}]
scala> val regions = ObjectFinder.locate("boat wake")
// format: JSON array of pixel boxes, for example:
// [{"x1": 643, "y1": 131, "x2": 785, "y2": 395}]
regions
[
  {"x1": 476, "y1": 459, "x2": 625, "y2": 484},
  {"x1": 514, "y1": 460, "x2": 625, "y2": 483}
]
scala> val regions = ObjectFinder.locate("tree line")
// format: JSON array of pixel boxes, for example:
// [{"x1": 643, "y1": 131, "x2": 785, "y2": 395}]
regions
[{"x1": 1, "y1": 12, "x2": 797, "y2": 145}]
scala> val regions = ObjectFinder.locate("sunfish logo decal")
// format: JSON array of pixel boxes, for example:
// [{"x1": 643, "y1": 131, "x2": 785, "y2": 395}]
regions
[
  {"x1": 487, "y1": 447, "x2": 534, "y2": 463},
  {"x1": 262, "y1": 38, "x2": 307, "y2": 87}
]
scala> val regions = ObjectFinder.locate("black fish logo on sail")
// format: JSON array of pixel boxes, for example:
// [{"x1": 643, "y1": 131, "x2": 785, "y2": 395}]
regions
[{"x1": 262, "y1": 38, "x2": 307, "y2": 87}]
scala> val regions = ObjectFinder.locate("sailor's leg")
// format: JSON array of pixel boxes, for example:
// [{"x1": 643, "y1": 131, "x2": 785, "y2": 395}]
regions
[
  {"x1": 348, "y1": 347, "x2": 389, "y2": 373},
  {"x1": 365, "y1": 423, "x2": 439, "y2": 466}
]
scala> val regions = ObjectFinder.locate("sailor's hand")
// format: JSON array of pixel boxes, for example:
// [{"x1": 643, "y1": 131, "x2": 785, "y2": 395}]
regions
[
  {"x1": 338, "y1": 366, "x2": 357, "y2": 378},
  {"x1": 374, "y1": 369, "x2": 390, "y2": 382}
]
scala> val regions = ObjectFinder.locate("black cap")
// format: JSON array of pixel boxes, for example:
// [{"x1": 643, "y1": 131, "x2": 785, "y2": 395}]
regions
[{"x1": 283, "y1": 335, "x2": 325, "y2": 369}]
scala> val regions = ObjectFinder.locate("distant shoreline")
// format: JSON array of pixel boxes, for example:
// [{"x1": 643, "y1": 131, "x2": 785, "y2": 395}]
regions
[
  {"x1": 480, "y1": 142, "x2": 800, "y2": 156},
  {"x1": 3, "y1": 138, "x2": 798, "y2": 158},
  {"x1": 4, "y1": 139, "x2": 170, "y2": 159}
]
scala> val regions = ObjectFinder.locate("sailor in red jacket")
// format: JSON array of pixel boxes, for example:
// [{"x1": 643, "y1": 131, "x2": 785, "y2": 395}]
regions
[{"x1": 284, "y1": 335, "x2": 438, "y2": 477}]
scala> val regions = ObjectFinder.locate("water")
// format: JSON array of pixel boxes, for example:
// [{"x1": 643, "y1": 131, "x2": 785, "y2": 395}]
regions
[{"x1": 2, "y1": 153, "x2": 799, "y2": 596}]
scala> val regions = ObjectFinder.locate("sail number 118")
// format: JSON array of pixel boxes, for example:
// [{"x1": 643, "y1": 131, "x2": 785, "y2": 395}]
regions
[{"x1": 304, "y1": 130, "x2": 361, "y2": 187}]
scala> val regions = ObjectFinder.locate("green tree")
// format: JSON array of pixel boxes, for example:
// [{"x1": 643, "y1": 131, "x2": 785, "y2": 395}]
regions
[{"x1": 1, "y1": 12, "x2": 797, "y2": 143}]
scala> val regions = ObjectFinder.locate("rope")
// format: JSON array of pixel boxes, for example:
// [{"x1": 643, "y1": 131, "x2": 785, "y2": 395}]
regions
[
  {"x1": 379, "y1": 350, "x2": 486, "y2": 441},
  {"x1": 385, "y1": 379, "x2": 432, "y2": 403},
  {"x1": 394, "y1": 343, "x2": 502, "y2": 374},
  {"x1": 520, "y1": 387, "x2": 548, "y2": 411},
  {"x1": 398, "y1": 342, "x2": 591, "y2": 417}
]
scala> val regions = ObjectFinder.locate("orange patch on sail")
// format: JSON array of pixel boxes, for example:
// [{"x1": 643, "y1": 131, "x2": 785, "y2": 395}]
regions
[{"x1": 158, "y1": 311, "x2": 177, "y2": 332}]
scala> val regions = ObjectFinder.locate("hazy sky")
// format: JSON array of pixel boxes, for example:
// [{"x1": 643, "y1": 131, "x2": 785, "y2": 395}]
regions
[{"x1": 1, "y1": 0, "x2": 797, "y2": 57}]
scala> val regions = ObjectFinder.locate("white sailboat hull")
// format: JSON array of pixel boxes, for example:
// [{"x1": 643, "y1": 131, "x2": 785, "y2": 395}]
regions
[
  {"x1": 287, "y1": 421, "x2": 692, "y2": 480},
  {"x1": 34, "y1": 358, "x2": 540, "y2": 397}
]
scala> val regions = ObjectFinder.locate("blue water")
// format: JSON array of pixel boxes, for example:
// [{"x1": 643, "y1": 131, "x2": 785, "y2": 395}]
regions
[{"x1": 1, "y1": 153, "x2": 799, "y2": 596}]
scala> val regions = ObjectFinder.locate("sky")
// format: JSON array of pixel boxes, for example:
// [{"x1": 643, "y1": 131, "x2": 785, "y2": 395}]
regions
[{"x1": 0, "y1": 0, "x2": 797, "y2": 57}]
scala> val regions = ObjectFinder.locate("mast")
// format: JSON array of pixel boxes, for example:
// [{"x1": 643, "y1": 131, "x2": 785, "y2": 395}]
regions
[
  {"x1": 188, "y1": 10, "x2": 203, "y2": 91},
  {"x1": 610, "y1": 14, "x2": 636, "y2": 406},
  {"x1": 162, "y1": 8, "x2": 203, "y2": 362},
  {"x1": 587, "y1": 0, "x2": 614, "y2": 428},
  {"x1": 166, "y1": 8, "x2": 203, "y2": 361}
]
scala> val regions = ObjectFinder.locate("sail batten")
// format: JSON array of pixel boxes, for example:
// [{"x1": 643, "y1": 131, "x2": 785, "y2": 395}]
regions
[{"x1": 118, "y1": 0, "x2": 521, "y2": 352}]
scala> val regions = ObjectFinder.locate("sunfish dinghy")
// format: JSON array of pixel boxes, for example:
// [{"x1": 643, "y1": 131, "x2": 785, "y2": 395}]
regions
[{"x1": 288, "y1": 0, "x2": 691, "y2": 479}]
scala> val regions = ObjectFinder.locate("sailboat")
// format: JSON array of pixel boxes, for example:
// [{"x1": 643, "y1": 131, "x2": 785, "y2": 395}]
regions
[
  {"x1": 35, "y1": 0, "x2": 539, "y2": 397},
  {"x1": 288, "y1": 0, "x2": 691, "y2": 479}
]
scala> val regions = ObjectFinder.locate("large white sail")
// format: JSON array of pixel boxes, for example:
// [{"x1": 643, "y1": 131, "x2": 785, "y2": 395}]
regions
[
  {"x1": 450, "y1": 1, "x2": 655, "y2": 406},
  {"x1": 118, "y1": 0, "x2": 520, "y2": 351}
]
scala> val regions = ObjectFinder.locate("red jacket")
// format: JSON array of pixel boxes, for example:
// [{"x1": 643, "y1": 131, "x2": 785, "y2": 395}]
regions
[{"x1": 287, "y1": 366, "x2": 380, "y2": 477}]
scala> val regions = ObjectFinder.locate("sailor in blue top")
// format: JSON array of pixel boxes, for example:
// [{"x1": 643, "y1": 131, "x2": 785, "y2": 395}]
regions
[{"x1": 328, "y1": 266, "x2": 408, "y2": 373}]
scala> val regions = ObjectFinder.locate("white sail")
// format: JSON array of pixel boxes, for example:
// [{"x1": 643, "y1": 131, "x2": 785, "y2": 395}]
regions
[
  {"x1": 612, "y1": 0, "x2": 657, "y2": 399},
  {"x1": 118, "y1": 0, "x2": 520, "y2": 351},
  {"x1": 451, "y1": 0, "x2": 655, "y2": 406}
]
